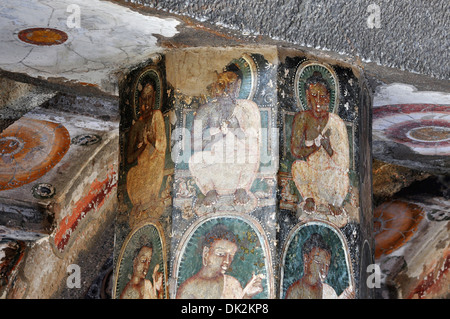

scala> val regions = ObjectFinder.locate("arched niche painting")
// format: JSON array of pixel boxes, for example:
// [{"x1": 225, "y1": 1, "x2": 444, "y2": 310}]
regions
[
  {"x1": 281, "y1": 221, "x2": 355, "y2": 299},
  {"x1": 173, "y1": 215, "x2": 273, "y2": 299},
  {"x1": 113, "y1": 222, "x2": 167, "y2": 299},
  {"x1": 279, "y1": 60, "x2": 360, "y2": 227}
]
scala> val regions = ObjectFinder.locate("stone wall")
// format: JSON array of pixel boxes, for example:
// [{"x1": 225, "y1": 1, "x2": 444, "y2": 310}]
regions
[{"x1": 117, "y1": 0, "x2": 449, "y2": 80}]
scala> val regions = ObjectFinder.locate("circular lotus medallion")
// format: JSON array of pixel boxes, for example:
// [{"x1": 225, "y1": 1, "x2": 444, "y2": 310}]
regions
[
  {"x1": 18, "y1": 28, "x2": 68, "y2": 46},
  {"x1": 0, "y1": 118, "x2": 70, "y2": 191}
]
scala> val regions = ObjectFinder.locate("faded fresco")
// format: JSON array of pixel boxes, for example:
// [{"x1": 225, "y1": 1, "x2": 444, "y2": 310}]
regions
[
  {"x1": 278, "y1": 60, "x2": 360, "y2": 227},
  {"x1": 291, "y1": 64, "x2": 349, "y2": 216},
  {"x1": 281, "y1": 221, "x2": 354, "y2": 299},
  {"x1": 188, "y1": 70, "x2": 261, "y2": 213},
  {"x1": 167, "y1": 49, "x2": 279, "y2": 299},
  {"x1": 174, "y1": 215, "x2": 272, "y2": 299},
  {"x1": 113, "y1": 49, "x2": 372, "y2": 299},
  {"x1": 114, "y1": 57, "x2": 174, "y2": 299},
  {"x1": 125, "y1": 65, "x2": 171, "y2": 226},
  {"x1": 171, "y1": 51, "x2": 278, "y2": 217},
  {"x1": 277, "y1": 55, "x2": 366, "y2": 299},
  {"x1": 0, "y1": 117, "x2": 70, "y2": 190},
  {"x1": 114, "y1": 222, "x2": 167, "y2": 299},
  {"x1": 373, "y1": 197, "x2": 449, "y2": 299},
  {"x1": 372, "y1": 103, "x2": 450, "y2": 174}
]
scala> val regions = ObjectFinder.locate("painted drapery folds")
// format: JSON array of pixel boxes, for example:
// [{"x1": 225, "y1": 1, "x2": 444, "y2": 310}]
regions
[{"x1": 114, "y1": 47, "x2": 372, "y2": 299}]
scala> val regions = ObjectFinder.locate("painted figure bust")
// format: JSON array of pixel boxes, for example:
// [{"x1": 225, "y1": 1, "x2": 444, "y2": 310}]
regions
[
  {"x1": 120, "y1": 245, "x2": 164, "y2": 299},
  {"x1": 188, "y1": 71, "x2": 261, "y2": 208},
  {"x1": 285, "y1": 233, "x2": 354, "y2": 299},
  {"x1": 291, "y1": 71, "x2": 349, "y2": 215},
  {"x1": 176, "y1": 224, "x2": 264, "y2": 299}
]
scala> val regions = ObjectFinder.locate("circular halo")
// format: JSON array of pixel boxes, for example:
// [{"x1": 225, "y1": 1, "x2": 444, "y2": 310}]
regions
[
  {"x1": 131, "y1": 66, "x2": 162, "y2": 120},
  {"x1": 224, "y1": 53, "x2": 258, "y2": 100},
  {"x1": 294, "y1": 61, "x2": 339, "y2": 113},
  {"x1": 18, "y1": 28, "x2": 68, "y2": 46}
]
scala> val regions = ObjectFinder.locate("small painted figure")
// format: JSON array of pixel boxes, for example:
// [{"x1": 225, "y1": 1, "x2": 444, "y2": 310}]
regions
[
  {"x1": 291, "y1": 71, "x2": 349, "y2": 215},
  {"x1": 285, "y1": 233, "x2": 354, "y2": 299},
  {"x1": 189, "y1": 71, "x2": 261, "y2": 207},
  {"x1": 126, "y1": 82, "x2": 166, "y2": 216},
  {"x1": 176, "y1": 224, "x2": 264, "y2": 299},
  {"x1": 120, "y1": 245, "x2": 164, "y2": 299}
]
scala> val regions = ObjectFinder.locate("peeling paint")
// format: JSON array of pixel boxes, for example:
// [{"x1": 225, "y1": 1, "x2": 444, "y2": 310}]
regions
[
  {"x1": 407, "y1": 251, "x2": 450, "y2": 299},
  {"x1": 54, "y1": 166, "x2": 117, "y2": 253}
]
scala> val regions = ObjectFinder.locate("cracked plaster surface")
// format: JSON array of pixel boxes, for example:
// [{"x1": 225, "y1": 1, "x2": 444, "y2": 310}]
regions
[{"x1": 0, "y1": 0, "x2": 180, "y2": 95}]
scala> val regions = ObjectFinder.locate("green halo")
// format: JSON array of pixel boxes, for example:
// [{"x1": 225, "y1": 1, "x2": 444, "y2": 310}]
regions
[
  {"x1": 225, "y1": 53, "x2": 258, "y2": 100},
  {"x1": 295, "y1": 62, "x2": 339, "y2": 113},
  {"x1": 132, "y1": 66, "x2": 162, "y2": 120}
]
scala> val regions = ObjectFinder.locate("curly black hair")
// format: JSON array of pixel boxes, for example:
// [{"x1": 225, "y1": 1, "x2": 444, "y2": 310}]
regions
[
  {"x1": 202, "y1": 223, "x2": 237, "y2": 249},
  {"x1": 302, "y1": 233, "x2": 332, "y2": 258},
  {"x1": 304, "y1": 71, "x2": 331, "y2": 93}
]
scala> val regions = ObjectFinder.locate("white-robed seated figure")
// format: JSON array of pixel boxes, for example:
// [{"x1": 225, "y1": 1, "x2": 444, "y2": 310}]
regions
[
  {"x1": 290, "y1": 71, "x2": 350, "y2": 216},
  {"x1": 189, "y1": 71, "x2": 261, "y2": 208}
]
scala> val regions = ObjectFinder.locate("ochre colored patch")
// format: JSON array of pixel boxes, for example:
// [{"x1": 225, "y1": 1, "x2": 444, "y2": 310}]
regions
[
  {"x1": 374, "y1": 200, "x2": 424, "y2": 259},
  {"x1": 408, "y1": 126, "x2": 450, "y2": 142},
  {"x1": 407, "y1": 252, "x2": 450, "y2": 299},
  {"x1": 54, "y1": 166, "x2": 117, "y2": 253},
  {"x1": 18, "y1": 28, "x2": 68, "y2": 46},
  {"x1": 0, "y1": 118, "x2": 70, "y2": 190}
]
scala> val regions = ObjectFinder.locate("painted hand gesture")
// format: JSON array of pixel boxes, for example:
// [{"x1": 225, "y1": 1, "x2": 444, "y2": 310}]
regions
[{"x1": 242, "y1": 273, "x2": 265, "y2": 299}]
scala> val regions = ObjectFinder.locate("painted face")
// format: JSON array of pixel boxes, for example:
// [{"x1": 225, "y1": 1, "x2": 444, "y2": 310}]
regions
[
  {"x1": 206, "y1": 72, "x2": 239, "y2": 98},
  {"x1": 306, "y1": 82, "x2": 330, "y2": 115},
  {"x1": 133, "y1": 246, "x2": 153, "y2": 278},
  {"x1": 207, "y1": 78, "x2": 228, "y2": 97},
  {"x1": 140, "y1": 83, "x2": 155, "y2": 114},
  {"x1": 304, "y1": 247, "x2": 331, "y2": 283},
  {"x1": 204, "y1": 239, "x2": 238, "y2": 276}
]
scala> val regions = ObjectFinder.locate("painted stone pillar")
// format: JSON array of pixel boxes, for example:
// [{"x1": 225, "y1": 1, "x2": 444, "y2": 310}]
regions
[
  {"x1": 276, "y1": 50, "x2": 373, "y2": 299},
  {"x1": 167, "y1": 47, "x2": 279, "y2": 299},
  {"x1": 113, "y1": 47, "x2": 373, "y2": 299},
  {"x1": 113, "y1": 54, "x2": 173, "y2": 299}
]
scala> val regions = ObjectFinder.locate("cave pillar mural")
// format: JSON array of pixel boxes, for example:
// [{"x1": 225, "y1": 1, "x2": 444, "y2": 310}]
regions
[
  {"x1": 113, "y1": 54, "x2": 173, "y2": 299},
  {"x1": 113, "y1": 47, "x2": 373, "y2": 299},
  {"x1": 167, "y1": 47, "x2": 279, "y2": 299}
]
